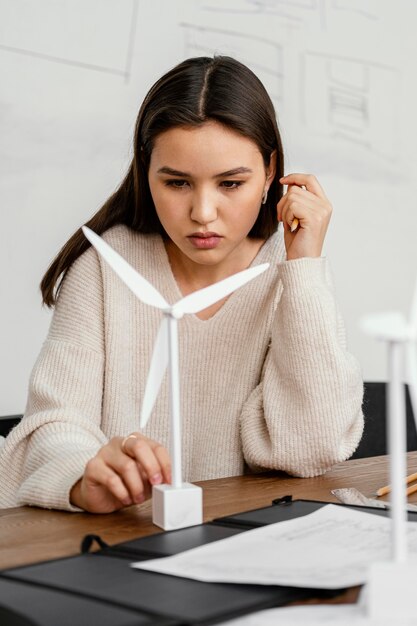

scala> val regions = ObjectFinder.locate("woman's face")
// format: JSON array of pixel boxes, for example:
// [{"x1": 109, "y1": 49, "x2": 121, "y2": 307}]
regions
[{"x1": 147, "y1": 121, "x2": 275, "y2": 269}]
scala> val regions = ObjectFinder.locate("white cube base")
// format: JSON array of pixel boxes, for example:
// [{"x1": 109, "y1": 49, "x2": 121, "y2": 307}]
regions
[
  {"x1": 368, "y1": 560, "x2": 417, "y2": 619},
  {"x1": 152, "y1": 482, "x2": 203, "y2": 530}
]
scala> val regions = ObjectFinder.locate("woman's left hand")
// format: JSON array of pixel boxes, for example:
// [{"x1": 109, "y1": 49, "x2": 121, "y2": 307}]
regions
[{"x1": 276, "y1": 173, "x2": 333, "y2": 261}]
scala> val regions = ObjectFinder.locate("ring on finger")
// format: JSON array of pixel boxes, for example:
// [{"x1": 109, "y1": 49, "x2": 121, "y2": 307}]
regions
[{"x1": 121, "y1": 434, "x2": 139, "y2": 455}]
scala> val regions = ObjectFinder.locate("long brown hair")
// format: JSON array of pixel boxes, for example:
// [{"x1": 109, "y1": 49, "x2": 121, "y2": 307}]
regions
[{"x1": 41, "y1": 55, "x2": 285, "y2": 307}]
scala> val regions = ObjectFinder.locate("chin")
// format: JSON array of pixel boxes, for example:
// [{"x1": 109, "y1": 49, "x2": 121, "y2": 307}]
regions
[{"x1": 187, "y1": 249, "x2": 226, "y2": 265}]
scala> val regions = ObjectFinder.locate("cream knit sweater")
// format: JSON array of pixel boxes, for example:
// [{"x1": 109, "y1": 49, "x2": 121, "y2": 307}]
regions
[{"x1": 0, "y1": 225, "x2": 363, "y2": 511}]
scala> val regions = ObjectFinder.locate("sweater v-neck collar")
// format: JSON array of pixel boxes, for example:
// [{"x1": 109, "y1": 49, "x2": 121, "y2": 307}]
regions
[{"x1": 155, "y1": 231, "x2": 279, "y2": 325}]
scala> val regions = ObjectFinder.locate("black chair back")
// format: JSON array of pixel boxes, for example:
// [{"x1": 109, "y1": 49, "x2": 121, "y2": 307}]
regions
[
  {"x1": 0, "y1": 415, "x2": 23, "y2": 438},
  {"x1": 350, "y1": 382, "x2": 417, "y2": 459}
]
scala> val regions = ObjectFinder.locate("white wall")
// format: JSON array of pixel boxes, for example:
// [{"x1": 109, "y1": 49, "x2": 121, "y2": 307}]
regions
[{"x1": 1, "y1": 0, "x2": 417, "y2": 414}]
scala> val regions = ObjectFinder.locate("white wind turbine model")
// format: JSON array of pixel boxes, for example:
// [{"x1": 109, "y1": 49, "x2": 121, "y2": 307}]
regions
[
  {"x1": 82, "y1": 227, "x2": 269, "y2": 530},
  {"x1": 360, "y1": 278, "x2": 417, "y2": 620}
]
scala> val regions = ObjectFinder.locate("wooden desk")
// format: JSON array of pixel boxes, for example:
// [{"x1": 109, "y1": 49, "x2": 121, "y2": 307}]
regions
[{"x1": 2, "y1": 452, "x2": 417, "y2": 577}]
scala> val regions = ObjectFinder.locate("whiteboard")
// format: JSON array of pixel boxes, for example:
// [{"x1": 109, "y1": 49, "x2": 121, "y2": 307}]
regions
[{"x1": 1, "y1": 0, "x2": 416, "y2": 414}]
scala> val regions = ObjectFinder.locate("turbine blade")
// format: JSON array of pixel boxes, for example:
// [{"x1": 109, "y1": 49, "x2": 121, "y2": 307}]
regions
[
  {"x1": 82, "y1": 227, "x2": 168, "y2": 309},
  {"x1": 405, "y1": 342, "x2": 417, "y2": 434},
  {"x1": 140, "y1": 318, "x2": 169, "y2": 428},
  {"x1": 360, "y1": 312, "x2": 408, "y2": 341},
  {"x1": 173, "y1": 263, "x2": 269, "y2": 315}
]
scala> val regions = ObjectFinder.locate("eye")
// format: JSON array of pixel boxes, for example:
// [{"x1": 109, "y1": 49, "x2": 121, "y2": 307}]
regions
[
  {"x1": 164, "y1": 179, "x2": 189, "y2": 188},
  {"x1": 221, "y1": 180, "x2": 244, "y2": 190}
]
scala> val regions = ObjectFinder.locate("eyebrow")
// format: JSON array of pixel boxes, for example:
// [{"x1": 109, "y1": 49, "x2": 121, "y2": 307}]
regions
[{"x1": 157, "y1": 166, "x2": 253, "y2": 178}]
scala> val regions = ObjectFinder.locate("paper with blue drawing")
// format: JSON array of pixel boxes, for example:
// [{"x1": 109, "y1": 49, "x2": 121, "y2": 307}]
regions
[{"x1": 132, "y1": 505, "x2": 417, "y2": 588}]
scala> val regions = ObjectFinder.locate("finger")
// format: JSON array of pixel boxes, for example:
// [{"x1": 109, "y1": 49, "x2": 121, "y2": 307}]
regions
[
  {"x1": 276, "y1": 186, "x2": 309, "y2": 221},
  {"x1": 151, "y1": 443, "x2": 172, "y2": 484},
  {"x1": 125, "y1": 437, "x2": 165, "y2": 486},
  {"x1": 103, "y1": 438, "x2": 149, "y2": 503},
  {"x1": 110, "y1": 452, "x2": 147, "y2": 504},
  {"x1": 133, "y1": 459, "x2": 153, "y2": 499},
  {"x1": 276, "y1": 191, "x2": 310, "y2": 223},
  {"x1": 281, "y1": 201, "x2": 304, "y2": 232},
  {"x1": 285, "y1": 184, "x2": 321, "y2": 204},
  {"x1": 286, "y1": 182, "x2": 306, "y2": 228},
  {"x1": 278, "y1": 186, "x2": 324, "y2": 224},
  {"x1": 281, "y1": 200, "x2": 318, "y2": 232},
  {"x1": 280, "y1": 173, "x2": 327, "y2": 200},
  {"x1": 276, "y1": 191, "x2": 293, "y2": 222},
  {"x1": 85, "y1": 457, "x2": 132, "y2": 506}
]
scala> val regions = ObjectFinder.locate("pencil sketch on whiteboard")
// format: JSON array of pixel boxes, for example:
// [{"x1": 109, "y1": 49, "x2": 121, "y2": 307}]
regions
[
  {"x1": 300, "y1": 52, "x2": 400, "y2": 161},
  {"x1": 0, "y1": 0, "x2": 138, "y2": 82},
  {"x1": 198, "y1": 0, "x2": 378, "y2": 28},
  {"x1": 180, "y1": 23, "x2": 284, "y2": 103},
  {"x1": 198, "y1": 0, "x2": 323, "y2": 28}
]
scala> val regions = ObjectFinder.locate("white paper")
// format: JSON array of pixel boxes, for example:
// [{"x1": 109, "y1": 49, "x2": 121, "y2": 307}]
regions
[{"x1": 132, "y1": 505, "x2": 417, "y2": 589}]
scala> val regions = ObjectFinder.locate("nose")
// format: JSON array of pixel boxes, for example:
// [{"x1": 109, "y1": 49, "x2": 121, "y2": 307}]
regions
[{"x1": 190, "y1": 188, "x2": 218, "y2": 225}]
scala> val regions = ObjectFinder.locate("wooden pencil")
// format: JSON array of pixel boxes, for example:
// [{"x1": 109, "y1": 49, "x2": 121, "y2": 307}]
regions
[
  {"x1": 290, "y1": 218, "x2": 299, "y2": 232},
  {"x1": 406, "y1": 482, "x2": 417, "y2": 497},
  {"x1": 376, "y1": 471, "x2": 417, "y2": 497}
]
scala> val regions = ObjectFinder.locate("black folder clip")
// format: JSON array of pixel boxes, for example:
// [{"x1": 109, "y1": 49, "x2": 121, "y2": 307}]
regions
[
  {"x1": 81, "y1": 534, "x2": 109, "y2": 554},
  {"x1": 272, "y1": 495, "x2": 293, "y2": 506}
]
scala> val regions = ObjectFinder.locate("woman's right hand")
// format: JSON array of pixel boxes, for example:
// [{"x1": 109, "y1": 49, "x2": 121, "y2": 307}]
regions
[{"x1": 70, "y1": 434, "x2": 171, "y2": 513}]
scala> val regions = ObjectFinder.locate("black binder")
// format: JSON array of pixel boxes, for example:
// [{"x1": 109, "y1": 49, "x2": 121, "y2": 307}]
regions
[{"x1": 2, "y1": 497, "x2": 413, "y2": 626}]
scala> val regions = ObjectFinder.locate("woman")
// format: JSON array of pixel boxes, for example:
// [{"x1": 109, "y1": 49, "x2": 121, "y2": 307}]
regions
[{"x1": 0, "y1": 56, "x2": 363, "y2": 512}]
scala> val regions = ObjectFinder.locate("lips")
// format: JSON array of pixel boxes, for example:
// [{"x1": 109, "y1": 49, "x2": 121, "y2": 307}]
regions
[
  {"x1": 187, "y1": 232, "x2": 223, "y2": 249},
  {"x1": 189, "y1": 232, "x2": 221, "y2": 238}
]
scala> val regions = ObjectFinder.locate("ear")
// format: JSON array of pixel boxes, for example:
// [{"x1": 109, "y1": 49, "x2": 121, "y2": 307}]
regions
[{"x1": 265, "y1": 150, "x2": 277, "y2": 186}]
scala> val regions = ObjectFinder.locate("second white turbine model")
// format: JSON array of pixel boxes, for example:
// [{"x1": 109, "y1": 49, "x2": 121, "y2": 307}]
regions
[
  {"x1": 360, "y1": 277, "x2": 417, "y2": 620},
  {"x1": 82, "y1": 226, "x2": 269, "y2": 529}
]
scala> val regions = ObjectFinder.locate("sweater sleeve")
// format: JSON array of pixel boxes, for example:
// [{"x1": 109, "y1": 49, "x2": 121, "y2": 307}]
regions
[
  {"x1": 240, "y1": 256, "x2": 364, "y2": 477},
  {"x1": 0, "y1": 246, "x2": 108, "y2": 511}
]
